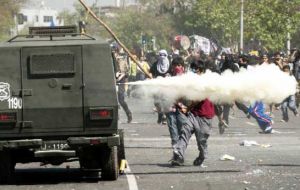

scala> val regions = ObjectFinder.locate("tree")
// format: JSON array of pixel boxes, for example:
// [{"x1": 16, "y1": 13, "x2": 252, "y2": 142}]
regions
[
  {"x1": 182, "y1": 0, "x2": 300, "y2": 52},
  {"x1": 61, "y1": 0, "x2": 300, "y2": 53},
  {"x1": 109, "y1": 8, "x2": 176, "y2": 51},
  {"x1": 0, "y1": 0, "x2": 27, "y2": 41},
  {"x1": 244, "y1": 0, "x2": 300, "y2": 52},
  {"x1": 182, "y1": 0, "x2": 240, "y2": 49}
]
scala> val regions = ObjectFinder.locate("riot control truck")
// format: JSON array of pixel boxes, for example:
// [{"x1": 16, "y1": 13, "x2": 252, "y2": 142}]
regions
[{"x1": 0, "y1": 26, "x2": 125, "y2": 183}]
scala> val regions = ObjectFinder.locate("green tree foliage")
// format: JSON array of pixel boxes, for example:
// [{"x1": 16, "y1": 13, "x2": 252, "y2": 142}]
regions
[
  {"x1": 182, "y1": 0, "x2": 300, "y2": 52},
  {"x1": 184, "y1": 0, "x2": 240, "y2": 48},
  {"x1": 59, "y1": 0, "x2": 300, "y2": 52},
  {"x1": 244, "y1": 0, "x2": 300, "y2": 51},
  {"x1": 0, "y1": 0, "x2": 27, "y2": 41},
  {"x1": 110, "y1": 8, "x2": 176, "y2": 51}
]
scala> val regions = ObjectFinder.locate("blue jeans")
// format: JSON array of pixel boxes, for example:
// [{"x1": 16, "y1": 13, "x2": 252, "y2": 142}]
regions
[
  {"x1": 166, "y1": 109, "x2": 187, "y2": 146},
  {"x1": 281, "y1": 95, "x2": 298, "y2": 121}
]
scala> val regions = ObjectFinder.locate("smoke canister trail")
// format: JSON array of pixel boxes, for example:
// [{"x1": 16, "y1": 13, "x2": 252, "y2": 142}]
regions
[{"x1": 129, "y1": 64, "x2": 297, "y2": 104}]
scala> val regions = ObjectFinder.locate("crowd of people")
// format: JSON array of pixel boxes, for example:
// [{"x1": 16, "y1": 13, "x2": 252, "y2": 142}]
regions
[{"x1": 112, "y1": 44, "x2": 300, "y2": 167}]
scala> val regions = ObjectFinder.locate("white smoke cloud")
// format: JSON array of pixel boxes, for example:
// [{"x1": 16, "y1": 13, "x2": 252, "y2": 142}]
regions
[{"x1": 130, "y1": 64, "x2": 297, "y2": 105}]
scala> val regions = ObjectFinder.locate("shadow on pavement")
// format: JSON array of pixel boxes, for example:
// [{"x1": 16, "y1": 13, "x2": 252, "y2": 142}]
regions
[
  {"x1": 10, "y1": 168, "x2": 101, "y2": 185},
  {"x1": 125, "y1": 146, "x2": 171, "y2": 149},
  {"x1": 128, "y1": 169, "x2": 242, "y2": 175},
  {"x1": 256, "y1": 164, "x2": 300, "y2": 167}
]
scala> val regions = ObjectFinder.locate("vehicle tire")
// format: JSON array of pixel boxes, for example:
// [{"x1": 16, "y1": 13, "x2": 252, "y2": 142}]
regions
[
  {"x1": 101, "y1": 146, "x2": 119, "y2": 180},
  {"x1": 118, "y1": 129, "x2": 126, "y2": 164},
  {"x1": 0, "y1": 150, "x2": 15, "y2": 184}
]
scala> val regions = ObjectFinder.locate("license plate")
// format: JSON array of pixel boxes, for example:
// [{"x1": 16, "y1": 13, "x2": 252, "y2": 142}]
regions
[{"x1": 41, "y1": 141, "x2": 69, "y2": 150}]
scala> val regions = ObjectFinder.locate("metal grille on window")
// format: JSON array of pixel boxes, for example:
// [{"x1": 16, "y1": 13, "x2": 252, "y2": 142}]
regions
[{"x1": 30, "y1": 54, "x2": 75, "y2": 76}]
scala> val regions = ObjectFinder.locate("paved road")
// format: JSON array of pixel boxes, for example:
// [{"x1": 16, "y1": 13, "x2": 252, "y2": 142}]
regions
[{"x1": 2, "y1": 97, "x2": 300, "y2": 190}]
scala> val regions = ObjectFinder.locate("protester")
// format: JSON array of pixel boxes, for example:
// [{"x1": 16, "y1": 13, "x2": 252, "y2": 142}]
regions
[
  {"x1": 127, "y1": 53, "x2": 138, "y2": 97},
  {"x1": 136, "y1": 55, "x2": 150, "y2": 81},
  {"x1": 217, "y1": 54, "x2": 249, "y2": 132},
  {"x1": 260, "y1": 54, "x2": 270, "y2": 65},
  {"x1": 272, "y1": 52, "x2": 286, "y2": 114},
  {"x1": 291, "y1": 49, "x2": 300, "y2": 107},
  {"x1": 166, "y1": 56, "x2": 188, "y2": 150},
  {"x1": 150, "y1": 49, "x2": 171, "y2": 124},
  {"x1": 171, "y1": 60, "x2": 215, "y2": 166},
  {"x1": 280, "y1": 65, "x2": 299, "y2": 122},
  {"x1": 273, "y1": 52, "x2": 284, "y2": 69},
  {"x1": 248, "y1": 101, "x2": 273, "y2": 134},
  {"x1": 113, "y1": 47, "x2": 132, "y2": 123}
]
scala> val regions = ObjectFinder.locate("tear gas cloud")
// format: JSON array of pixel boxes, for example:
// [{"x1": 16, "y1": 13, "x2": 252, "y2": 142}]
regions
[{"x1": 129, "y1": 64, "x2": 297, "y2": 105}]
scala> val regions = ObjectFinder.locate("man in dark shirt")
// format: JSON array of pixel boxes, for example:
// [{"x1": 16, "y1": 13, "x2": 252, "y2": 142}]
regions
[{"x1": 171, "y1": 60, "x2": 215, "y2": 167}]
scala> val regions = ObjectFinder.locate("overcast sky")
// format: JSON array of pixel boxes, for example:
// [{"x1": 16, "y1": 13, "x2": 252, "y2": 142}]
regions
[{"x1": 27, "y1": 0, "x2": 115, "y2": 12}]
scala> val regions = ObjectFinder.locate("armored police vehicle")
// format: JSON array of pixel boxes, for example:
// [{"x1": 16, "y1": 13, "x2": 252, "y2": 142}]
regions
[{"x1": 0, "y1": 26, "x2": 124, "y2": 183}]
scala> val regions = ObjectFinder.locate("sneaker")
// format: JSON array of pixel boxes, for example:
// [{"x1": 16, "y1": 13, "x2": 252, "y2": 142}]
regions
[
  {"x1": 280, "y1": 119, "x2": 288, "y2": 123},
  {"x1": 219, "y1": 120, "x2": 229, "y2": 128},
  {"x1": 264, "y1": 126, "x2": 273, "y2": 134},
  {"x1": 193, "y1": 157, "x2": 204, "y2": 166},
  {"x1": 170, "y1": 152, "x2": 184, "y2": 166},
  {"x1": 223, "y1": 122, "x2": 229, "y2": 128}
]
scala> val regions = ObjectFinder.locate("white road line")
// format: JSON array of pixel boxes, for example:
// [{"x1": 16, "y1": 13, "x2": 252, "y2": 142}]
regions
[
  {"x1": 245, "y1": 121, "x2": 257, "y2": 126},
  {"x1": 125, "y1": 163, "x2": 139, "y2": 190}
]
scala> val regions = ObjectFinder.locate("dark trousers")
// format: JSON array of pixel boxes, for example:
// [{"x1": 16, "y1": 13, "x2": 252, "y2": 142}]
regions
[
  {"x1": 166, "y1": 110, "x2": 187, "y2": 147},
  {"x1": 175, "y1": 113, "x2": 212, "y2": 161},
  {"x1": 118, "y1": 84, "x2": 132, "y2": 120}
]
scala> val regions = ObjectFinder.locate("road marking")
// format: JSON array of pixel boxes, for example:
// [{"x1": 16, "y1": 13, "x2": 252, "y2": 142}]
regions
[
  {"x1": 125, "y1": 163, "x2": 139, "y2": 190},
  {"x1": 272, "y1": 130, "x2": 296, "y2": 134},
  {"x1": 245, "y1": 121, "x2": 257, "y2": 126}
]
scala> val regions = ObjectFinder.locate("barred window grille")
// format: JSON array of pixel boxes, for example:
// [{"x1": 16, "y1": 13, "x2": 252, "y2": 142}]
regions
[{"x1": 30, "y1": 54, "x2": 75, "y2": 76}]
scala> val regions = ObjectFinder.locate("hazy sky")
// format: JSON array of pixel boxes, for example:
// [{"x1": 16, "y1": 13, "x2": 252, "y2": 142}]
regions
[{"x1": 27, "y1": 0, "x2": 115, "y2": 12}]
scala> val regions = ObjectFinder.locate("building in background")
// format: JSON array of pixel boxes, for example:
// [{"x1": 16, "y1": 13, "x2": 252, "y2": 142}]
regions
[
  {"x1": 102, "y1": 0, "x2": 138, "y2": 7},
  {"x1": 13, "y1": 1, "x2": 63, "y2": 35}
]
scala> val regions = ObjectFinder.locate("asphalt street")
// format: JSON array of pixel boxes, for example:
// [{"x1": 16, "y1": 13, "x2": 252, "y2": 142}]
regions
[{"x1": 2, "y1": 96, "x2": 300, "y2": 190}]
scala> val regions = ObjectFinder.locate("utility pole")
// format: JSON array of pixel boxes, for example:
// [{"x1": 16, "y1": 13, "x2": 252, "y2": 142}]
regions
[
  {"x1": 240, "y1": 0, "x2": 244, "y2": 54},
  {"x1": 287, "y1": 0, "x2": 291, "y2": 55}
]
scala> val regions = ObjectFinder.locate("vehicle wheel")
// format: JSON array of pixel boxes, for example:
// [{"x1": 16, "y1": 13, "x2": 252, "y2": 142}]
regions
[
  {"x1": 0, "y1": 150, "x2": 15, "y2": 184},
  {"x1": 101, "y1": 146, "x2": 119, "y2": 180},
  {"x1": 118, "y1": 129, "x2": 126, "y2": 164}
]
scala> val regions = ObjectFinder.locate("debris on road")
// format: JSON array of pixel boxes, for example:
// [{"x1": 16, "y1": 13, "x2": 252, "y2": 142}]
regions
[
  {"x1": 240, "y1": 140, "x2": 272, "y2": 148},
  {"x1": 260, "y1": 144, "x2": 272, "y2": 148},
  {"x1": 220, "y1": 154, "x2": 236, "y2": 161},
  {"x1": 240, "y1": 140, "x2": 259, "y2": 146}
]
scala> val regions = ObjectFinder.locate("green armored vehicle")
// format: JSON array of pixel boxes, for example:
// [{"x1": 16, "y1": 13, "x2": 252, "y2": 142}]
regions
[{"x1": 0, "y1": 26, "x2": 125, "y2": 183}]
